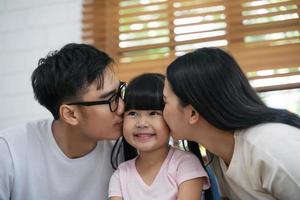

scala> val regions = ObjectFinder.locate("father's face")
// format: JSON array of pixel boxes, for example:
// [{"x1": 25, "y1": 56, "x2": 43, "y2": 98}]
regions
[{"x1": 76, "y1": 69, "x2": 125, "y2": 140}]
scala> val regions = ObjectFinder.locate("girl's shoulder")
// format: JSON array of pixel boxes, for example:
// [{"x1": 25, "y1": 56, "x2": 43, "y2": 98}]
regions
[
  {"x1": 168, "y1": 147, "x2": 210, "y2": 188},
  {"x1": 169, "y1": 147, "x2": 201, "y2": 165},
  {"x1": 117, "y1": 157, "x2": 137, "y2": 171},
  {"x1": 171, "y1": 146, "x2": 194, "y2": 155}
]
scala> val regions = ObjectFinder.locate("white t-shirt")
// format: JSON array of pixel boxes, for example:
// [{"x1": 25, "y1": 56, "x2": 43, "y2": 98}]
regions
[
  {"x1": 109, "y1": 147, "x2": 210, "y2": 200},
  {"x1": 211, "y1": 123, "x2": 300, "y2": 200},
  {"x1": 0, "y1": 119, "x2": 116, "y2": 200}
]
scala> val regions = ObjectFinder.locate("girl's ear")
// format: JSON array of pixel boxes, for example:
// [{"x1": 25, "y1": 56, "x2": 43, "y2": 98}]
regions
[
  {"x1": 184, "y1": 104, "x2": 200, "y2": 125},
  {"x1": 59, "y1": 104, "x2": 79, "y2": 126}
]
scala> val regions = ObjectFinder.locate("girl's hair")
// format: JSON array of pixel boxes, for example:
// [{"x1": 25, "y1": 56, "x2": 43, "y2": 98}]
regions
[
  {"x1": 111, "y1": 73, "x2": 213, "y2": 199},
  {"x1": 166, "y1": 47, "x2": 300, "y2": 131},
  {"x1": 124, "y1": 73, "x2": 165, "y2": 111}
]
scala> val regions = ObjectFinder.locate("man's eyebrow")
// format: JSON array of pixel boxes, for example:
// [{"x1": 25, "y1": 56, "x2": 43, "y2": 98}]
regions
[{"x1": 100, "y1": 88, "x2": 117, "y2": 99}]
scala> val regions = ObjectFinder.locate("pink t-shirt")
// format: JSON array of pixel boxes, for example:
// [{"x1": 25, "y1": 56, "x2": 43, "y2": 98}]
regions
[{"x1": 109, "y1": 147, "x2": 210, "y2": 200}]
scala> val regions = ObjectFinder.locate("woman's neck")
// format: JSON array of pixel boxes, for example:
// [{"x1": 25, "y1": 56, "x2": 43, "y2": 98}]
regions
[{"x1": 190, "y1": 124, "x2": 235, "y2": 165}]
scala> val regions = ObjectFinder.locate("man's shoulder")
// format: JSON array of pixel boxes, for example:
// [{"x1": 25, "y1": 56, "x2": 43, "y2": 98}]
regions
[
  {"x1": 97, "y1": 139, "x2": 118, "y2": 152},
  {"x1": 0, "y1": 118, "x2": 52, "y2": 142}
]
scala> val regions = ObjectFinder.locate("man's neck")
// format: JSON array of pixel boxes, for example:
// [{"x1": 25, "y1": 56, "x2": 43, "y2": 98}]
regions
[{"x1": 51, "y1": 120, "x2": 97, "y2": 159}]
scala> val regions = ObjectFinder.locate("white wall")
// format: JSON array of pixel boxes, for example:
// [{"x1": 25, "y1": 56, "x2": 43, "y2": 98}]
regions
[{"x1": 0, "y1": 0, "x2": 83, "y2": 129}]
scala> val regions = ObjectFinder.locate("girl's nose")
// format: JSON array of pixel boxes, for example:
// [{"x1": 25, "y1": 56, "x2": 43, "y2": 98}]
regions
[{"x1": 136, "y1": 115, "x2": 149, "y2": 128}]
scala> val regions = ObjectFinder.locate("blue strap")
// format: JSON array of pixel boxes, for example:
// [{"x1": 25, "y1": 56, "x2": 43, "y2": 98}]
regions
[{"x1": 206, "y1": 166, "x2": 221, "y2": 200}]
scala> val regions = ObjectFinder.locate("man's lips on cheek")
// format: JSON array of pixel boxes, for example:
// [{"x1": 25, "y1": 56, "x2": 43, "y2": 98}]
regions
[{"x1": 114, "y1": 120, "x2": 123, "y2": 125}]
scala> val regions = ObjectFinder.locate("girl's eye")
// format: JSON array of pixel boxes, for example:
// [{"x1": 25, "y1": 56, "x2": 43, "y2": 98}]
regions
[
  {"x1": 127, "y1": 111, "x2": 136, "y2": 115},
  {"x1": 149, "y1": 111, "x2": 162, "y2": 116},
  {"x1": 127, "y1": 111, "x2": 138, "y2": 117}
]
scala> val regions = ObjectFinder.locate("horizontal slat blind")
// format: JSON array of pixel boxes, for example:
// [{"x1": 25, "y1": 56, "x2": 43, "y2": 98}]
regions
[
  {"x1": 228, "y1": 0, "x2": 300, "y2": 72},
  {"x1": 82, "y1": 0, "x2": 300, "y2": 83},
  {"x1": 82, "y1": 0, "x2": 119, "y2": 58},
  {"x1": 117, "y1": 0, "x2": 171, "y2": 64},
  {"x1": 172, "y1": 0, "x2": 227, "y2": 57}
]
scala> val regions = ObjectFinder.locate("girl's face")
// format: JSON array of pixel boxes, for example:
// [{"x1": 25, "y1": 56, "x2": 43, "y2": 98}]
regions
[{"x1": 123, "y1": 109, "x2": 170, "y2": 153}]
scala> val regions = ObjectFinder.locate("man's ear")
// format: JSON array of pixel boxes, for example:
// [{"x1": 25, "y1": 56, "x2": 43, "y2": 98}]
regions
[
  {"x1": 184, "y1": 105, "x2": 199, "y2": 125},
  {"x1": 59, "y1": 104, "x2": 79, "y2": 126}
]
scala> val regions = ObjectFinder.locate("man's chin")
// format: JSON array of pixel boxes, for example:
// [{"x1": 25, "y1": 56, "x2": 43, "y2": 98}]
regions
[{"x1": 106, "y1": 130, "x2": 122, "y2": 140}]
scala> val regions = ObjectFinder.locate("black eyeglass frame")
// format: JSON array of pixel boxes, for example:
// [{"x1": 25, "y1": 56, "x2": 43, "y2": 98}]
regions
[{"x1": 67, "y1": 81, "x2": 126, "y2": 112}]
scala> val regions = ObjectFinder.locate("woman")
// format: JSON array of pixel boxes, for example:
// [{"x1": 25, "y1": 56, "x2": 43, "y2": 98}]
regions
[{"x1": 162, "y1": 47, "x2": 300, "y2": 200}]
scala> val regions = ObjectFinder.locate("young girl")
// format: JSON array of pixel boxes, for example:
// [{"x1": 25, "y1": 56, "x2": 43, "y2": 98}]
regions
[{"x1": 109, "y1": 73, "x2": 211, "y2": 200}]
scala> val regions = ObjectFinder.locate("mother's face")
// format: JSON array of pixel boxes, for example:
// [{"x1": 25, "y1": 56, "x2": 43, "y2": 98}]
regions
[{"x1": 163, "y1": 79, "x2": 189, "y2": 140}]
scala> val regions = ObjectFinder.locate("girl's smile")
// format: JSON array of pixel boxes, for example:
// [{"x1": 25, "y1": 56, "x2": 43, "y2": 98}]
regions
[{"x1": 133, "y1": 132, "x2": 156, "y2": 142}]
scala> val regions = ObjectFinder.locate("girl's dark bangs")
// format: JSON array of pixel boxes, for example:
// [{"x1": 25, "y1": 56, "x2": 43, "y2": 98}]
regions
[{"x1": 125, "y1": 89, "x2": 164, "y2": 111}]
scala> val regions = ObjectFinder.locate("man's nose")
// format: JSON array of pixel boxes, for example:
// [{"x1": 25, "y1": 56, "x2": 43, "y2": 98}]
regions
[{"x1": 116, "y1": 98, "x2": 124, "y2": 115}]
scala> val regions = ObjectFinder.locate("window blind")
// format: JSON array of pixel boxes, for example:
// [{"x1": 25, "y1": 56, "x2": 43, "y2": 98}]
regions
[{"x1": 82, "y1": 0, "x2": 300, "y2": 88}]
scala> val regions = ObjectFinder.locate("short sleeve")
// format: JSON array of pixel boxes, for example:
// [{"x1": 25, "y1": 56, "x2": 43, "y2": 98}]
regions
[
  {"x1": 245, "y1": 124, "x2": 300, "y2": 199},
  {"x1": 108, "y1": 169, "x2": 123, "y2": 198},
  {"x1": 175, "y1": 151, "x2": 210, "y2": 190},
  {"x1": 258, "y1": 158, "x2": 300, "y2": 200},
  {"x1": 251, "y1": 137, "x2": 300, "y2": 198},
  {"x1": 0, "y1": 138, "x2": 14, "y2": 200}
]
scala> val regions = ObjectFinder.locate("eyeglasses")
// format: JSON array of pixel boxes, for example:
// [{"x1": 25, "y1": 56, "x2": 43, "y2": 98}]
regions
[{"x1": 67, "y1": 81, "x2": 126, "y2": 112}]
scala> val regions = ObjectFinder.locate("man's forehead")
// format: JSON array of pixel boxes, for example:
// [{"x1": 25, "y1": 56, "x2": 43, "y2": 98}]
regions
[
  {"x1": 97, "y1": 71, "x2": 119, "y2": 96},
  {"x1": 103, "y1": 70, "x2": 118, "y2": 88},
  {"x1": 81, "y1": 70, "x2": 118, "y2": 96}
]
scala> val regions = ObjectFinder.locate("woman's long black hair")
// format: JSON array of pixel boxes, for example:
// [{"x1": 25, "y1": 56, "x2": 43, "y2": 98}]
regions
[
  {"x1": 166, "y1": 47, "x2": 300, "y2": 200},
  {"x1": 166, "y1": 47, "x2": 300, "y2": 131},
  {"x1": 111, "y1": 73, "x2": 213, "y2": 199}
]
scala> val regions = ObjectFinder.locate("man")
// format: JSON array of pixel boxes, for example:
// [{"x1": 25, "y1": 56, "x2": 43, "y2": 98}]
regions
[{"x1": 0, "y1": 43, "x2": 125, "y2": 200}]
